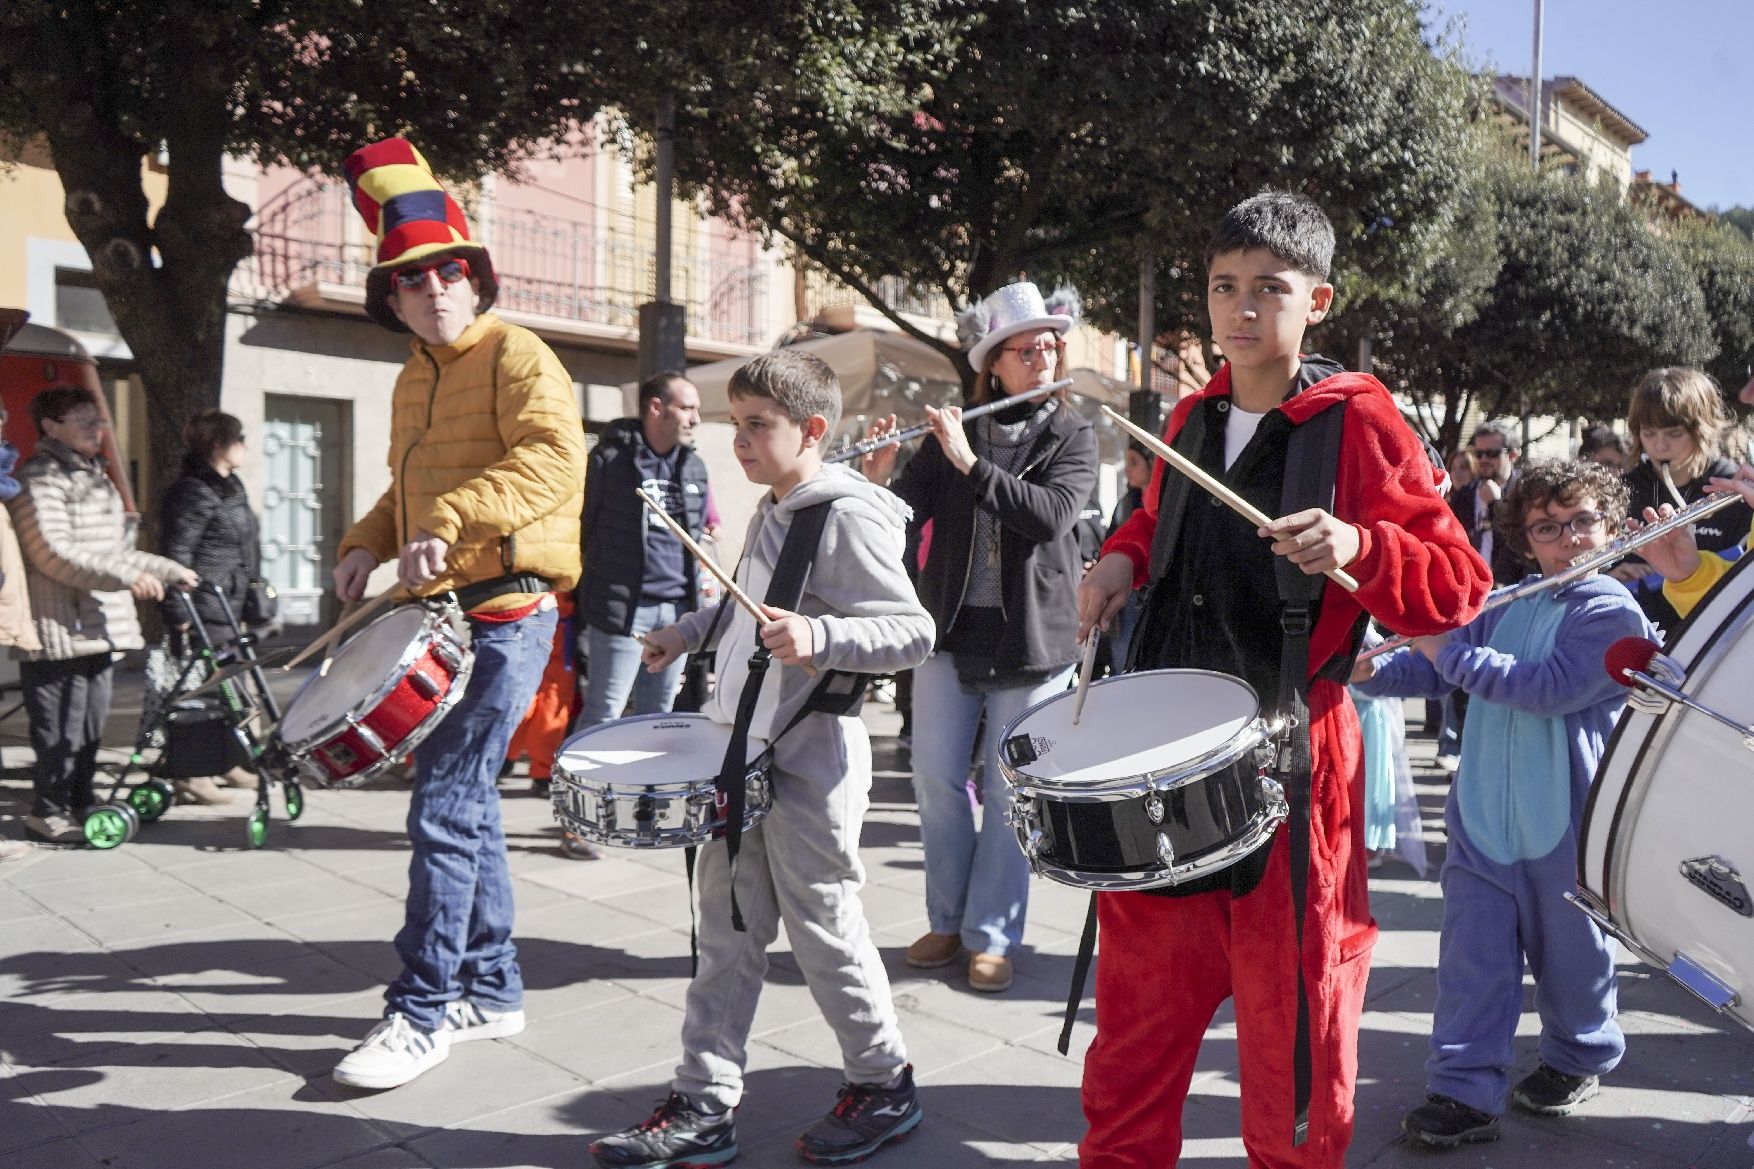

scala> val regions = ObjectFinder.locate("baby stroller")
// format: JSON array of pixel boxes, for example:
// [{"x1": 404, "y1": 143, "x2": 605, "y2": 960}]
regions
[{"x1": 83, "y1": 582, "x2": 298, "y2": 850}]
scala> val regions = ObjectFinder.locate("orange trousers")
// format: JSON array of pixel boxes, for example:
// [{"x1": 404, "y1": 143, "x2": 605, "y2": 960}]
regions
[{"x1": 505, "y1": 595, "x2": 579, "y2": 780}]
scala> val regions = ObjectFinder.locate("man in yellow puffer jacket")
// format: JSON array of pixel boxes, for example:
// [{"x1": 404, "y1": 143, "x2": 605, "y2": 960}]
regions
[{"x1": 328, "y1": 139, "x2": 587, "y2": 1093}]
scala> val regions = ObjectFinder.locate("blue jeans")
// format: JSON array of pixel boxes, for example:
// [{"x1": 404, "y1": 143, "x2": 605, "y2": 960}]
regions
[
  {"x1": 578, "y1": 602, "x2": 685, "y2": 729},
  {"x1": 910, "y1": 652, "x2": 1075, "y2": 956},
  {"x1": 387, "y1": 604, "x2": 557, "y2": 1032}
]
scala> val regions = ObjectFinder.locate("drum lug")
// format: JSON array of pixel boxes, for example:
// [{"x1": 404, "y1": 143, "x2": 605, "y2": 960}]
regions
[
  {"x1": 1156, "y1": 831, "x2": 1176, "y2": 869},
  {"x1": 350, "y1": 719, "x2": 386, "y2": 757},
  {"x1": 409, "y1": 669, "x2": 442, "y2": 700},
  {"x1": 432, "y1": 639, "x2": 466, "y2": 673},
  {"x1": 1022, "y1": 828, "x2": 1046, "y2": 861}
]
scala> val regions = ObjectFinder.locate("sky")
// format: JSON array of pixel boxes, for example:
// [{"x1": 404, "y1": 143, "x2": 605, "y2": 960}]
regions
[{"x1": 1424, "y1": 0, "x2": 1751, "y2": 211}]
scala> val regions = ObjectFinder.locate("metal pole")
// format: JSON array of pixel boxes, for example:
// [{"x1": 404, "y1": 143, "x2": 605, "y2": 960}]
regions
[
  {"x1": 637, "y1": 93, "x2": 686, "y2": 382},
  {"x1": 1130, "y1": 252, "x2": 1158, "y2": 430},
  {"x1": 1529, "y1": 0, "x2": 1545, "y2": 169},
  {"x1": 654, "y1": 93, "x2": 675, "y2": 304}
]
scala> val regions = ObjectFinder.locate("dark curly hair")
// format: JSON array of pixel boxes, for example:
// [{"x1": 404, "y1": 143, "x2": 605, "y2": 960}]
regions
[{"x1": 1494, "y1": 458, "x2": 1629, "y2": 561}]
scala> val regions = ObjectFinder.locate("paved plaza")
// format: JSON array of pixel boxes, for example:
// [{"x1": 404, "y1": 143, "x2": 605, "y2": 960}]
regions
[{"x1": 2, "y1": 682, "x2": 1752, "y2": 1169}]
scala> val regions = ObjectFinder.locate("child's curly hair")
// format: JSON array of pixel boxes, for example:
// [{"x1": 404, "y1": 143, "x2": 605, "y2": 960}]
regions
[{"x1": 1494, "y1": 458, "x2": 1629, "y2": 561}]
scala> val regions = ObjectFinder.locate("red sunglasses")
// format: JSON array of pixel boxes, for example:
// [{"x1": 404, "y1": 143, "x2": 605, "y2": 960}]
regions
[{"x1": 391, "y1": 257, "x2": 471, "y2": 291}]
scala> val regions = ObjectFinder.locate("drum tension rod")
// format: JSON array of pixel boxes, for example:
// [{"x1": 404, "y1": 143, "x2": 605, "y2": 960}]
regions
[{"x1": 1624, "y1": 669, "x2": 1754, "y2": 752}]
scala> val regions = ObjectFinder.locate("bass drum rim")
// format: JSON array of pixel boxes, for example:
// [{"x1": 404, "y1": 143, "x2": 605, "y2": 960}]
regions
[{"x1": 1582, "y1": 551, "x2": 1754, "y2": 906}]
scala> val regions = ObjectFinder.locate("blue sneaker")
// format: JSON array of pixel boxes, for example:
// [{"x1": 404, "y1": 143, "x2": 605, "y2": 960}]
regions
[{"x1": 796, "y1": 1065, "x2": 922, "y2": 1164}]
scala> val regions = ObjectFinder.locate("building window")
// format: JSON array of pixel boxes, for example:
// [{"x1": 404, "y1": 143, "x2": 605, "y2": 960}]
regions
[{"x1": 54, "y1": 268, "x2": 119, "y2": 335}]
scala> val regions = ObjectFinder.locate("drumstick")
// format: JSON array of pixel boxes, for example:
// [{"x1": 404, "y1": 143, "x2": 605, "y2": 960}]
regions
[
  {"x1": 280, "y1": 588, "x2": 404, "y2": 671},
  {"x1": 636, "y1": 488, "x2": 816, "y2": 676},
  {"x1": 1098, "y1": 405, "x2": 1360, "y2": 593},
  {"x1": 1071, "y1": 633, "x2": 1100, "y2": 726}
]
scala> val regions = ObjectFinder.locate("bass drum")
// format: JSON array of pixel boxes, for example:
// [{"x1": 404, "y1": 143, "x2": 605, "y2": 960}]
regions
[{"x1": 1579, "y1": 552, "x2": 1754, "y2": 1034}]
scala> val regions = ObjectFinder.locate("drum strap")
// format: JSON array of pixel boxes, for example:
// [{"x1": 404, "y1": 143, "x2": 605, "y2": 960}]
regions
[
  {"x1": 1272, "y1": 398, "x2": 1347, "y2": 1148},
  {"x1": 708, "y1": 500, "x2": 856, "y2": 936}
]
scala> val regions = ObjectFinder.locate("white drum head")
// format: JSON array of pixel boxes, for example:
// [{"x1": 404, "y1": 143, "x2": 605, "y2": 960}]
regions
[
  {"x1": 1585, "y1": 563, "x2": 1754, "y2": 1028},
  {"x1": 280, "y1": 607, "x2": 431, "y2": 744},
  {"x1": 555, "y1": 713, "x2": 762, "y2": 785},
  {"x1": 1005, "y1": 669, "x2": 1260, "y2": 787}
]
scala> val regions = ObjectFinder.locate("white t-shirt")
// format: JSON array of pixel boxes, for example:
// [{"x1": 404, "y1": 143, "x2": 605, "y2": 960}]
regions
[{"x1": 1224, "y1": 405, "x2": 1268, "y2": 470}]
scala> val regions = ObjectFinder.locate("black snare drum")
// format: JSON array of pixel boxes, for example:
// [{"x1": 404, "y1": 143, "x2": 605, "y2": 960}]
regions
[{"x1": 999, "y1": 669, "x2": 1284, "y2": 891}]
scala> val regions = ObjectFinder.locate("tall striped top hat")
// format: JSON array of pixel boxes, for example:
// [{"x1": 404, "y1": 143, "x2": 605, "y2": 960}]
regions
[{"x1": 344, "y1": 138, "x2": 498, "y2": 333}]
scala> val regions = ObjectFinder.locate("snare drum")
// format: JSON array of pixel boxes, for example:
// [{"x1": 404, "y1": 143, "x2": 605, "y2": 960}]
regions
[
  {"x1": 550, "y1": 713, "x2": 770, "y2": 849},
  {"x1": 276, "y1": 603, "x2": 472, "y2": 788},
  {"x1": 1579, "y1": 556, "x2": 1754, "y2": 1033},
  {"x1": 999, "y1": 669, "x2": 1284, "y2": 891}
]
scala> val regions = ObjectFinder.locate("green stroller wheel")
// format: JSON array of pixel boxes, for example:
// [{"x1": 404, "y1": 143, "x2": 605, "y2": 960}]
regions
[
  {"x1": 245, "y1": 807, "x2": 269, "y2": 849},
  {"x1": 84, "y1": 803, "x2": 140, "y2": 850},
  {"x1": 128, "y1": 778, "x2": 175, "y2": 823},
  {"x1": 282, "y1": 782, "x2": 304, "y2": 822}
]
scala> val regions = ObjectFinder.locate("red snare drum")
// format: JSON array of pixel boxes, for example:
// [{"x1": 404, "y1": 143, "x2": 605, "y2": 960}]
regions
[{"x1": 277, "y1": 604, "x2": 472, "y2": 788}]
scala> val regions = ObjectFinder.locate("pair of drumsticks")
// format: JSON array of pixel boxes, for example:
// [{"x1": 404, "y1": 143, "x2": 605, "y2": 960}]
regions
[{"x1": 634, "y1": 487, "x2": 817, "y2": 678}]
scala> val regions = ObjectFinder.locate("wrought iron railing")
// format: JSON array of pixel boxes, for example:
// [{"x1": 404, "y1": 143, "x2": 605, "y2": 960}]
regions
[
  {"x1": 240, "y1": 179, "x2": 769, "y2": 346},
  {"x1": 804, "y1": 268, "x2": 953, "y2": 324}
]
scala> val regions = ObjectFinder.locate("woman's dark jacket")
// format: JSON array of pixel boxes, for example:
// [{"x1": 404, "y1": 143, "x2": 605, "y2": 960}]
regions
[
  {"x1": 158, "y1": 464, "x2": 259, "y2": 634},
  {"x1": 1621, "y1": 454, "x2": 1753, "y2": 633},
  {"x1": 889, "y1": 402, "x2": 1098, "y2": 674}
]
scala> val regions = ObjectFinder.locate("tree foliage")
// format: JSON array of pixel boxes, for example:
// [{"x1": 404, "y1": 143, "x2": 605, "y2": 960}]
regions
[
  {"x1": 661, "y1": 0, "x2": 1482, "y2": 389},
  {"x1": 0, "y1": 0, "x2": 624, "y2": 507},
  {"x1": 1665, "y1": 218, "x2": 1754, "y2": 394},
  {"x1": 1324, "y1": 156, "x2": 1718, "y2": 454}
]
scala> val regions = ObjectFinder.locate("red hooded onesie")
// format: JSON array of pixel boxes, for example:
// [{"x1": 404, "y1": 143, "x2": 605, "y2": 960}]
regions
[{"x1": 1080, "y1": 360, "x2": 1489, "y2": 1169}]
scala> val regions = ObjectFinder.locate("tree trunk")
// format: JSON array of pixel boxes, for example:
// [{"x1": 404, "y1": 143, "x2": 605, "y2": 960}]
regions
[{"x1": 43, "y1": 48, "x2": 252, "y2": 526}]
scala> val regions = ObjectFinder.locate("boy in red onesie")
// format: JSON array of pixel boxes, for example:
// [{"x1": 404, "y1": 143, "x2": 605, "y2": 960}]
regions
[{"x1": 1075, "y1": 191, "x2": 1490, "y2": 1168}]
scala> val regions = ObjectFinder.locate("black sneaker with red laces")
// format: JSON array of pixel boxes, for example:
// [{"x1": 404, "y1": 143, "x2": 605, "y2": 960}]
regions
[
  {"x1": 590, "y1": 1093, "x2": 737, "y2": 1168},
  {"x1": 795, "y1": 1064, "x2": 922, "y2": 1165}
]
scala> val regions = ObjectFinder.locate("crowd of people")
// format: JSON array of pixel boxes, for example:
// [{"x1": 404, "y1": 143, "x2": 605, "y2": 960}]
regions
[{"x1": 6, "y1": 132, "x2": 1754, "y2": 1169}]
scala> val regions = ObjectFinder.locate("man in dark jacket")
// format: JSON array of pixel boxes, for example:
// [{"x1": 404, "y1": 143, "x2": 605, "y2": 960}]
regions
[
  {"x1": 577, "y1": 371, "x2": 710, "y2": 727},
  {"x1": 1466, "y1": 421, "x2": 1524, "y2": 585}
]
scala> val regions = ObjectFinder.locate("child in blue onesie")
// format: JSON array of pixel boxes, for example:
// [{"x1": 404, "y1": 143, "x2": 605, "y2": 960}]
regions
[{"x1": 1353, "y1": 458, "x2": 1653, "y2": 1149}]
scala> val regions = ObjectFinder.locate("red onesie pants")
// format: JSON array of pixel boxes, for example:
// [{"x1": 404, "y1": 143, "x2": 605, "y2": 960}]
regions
[{"x1": 1080, "y1": 679, "x2": 1374, "y2": 1168}]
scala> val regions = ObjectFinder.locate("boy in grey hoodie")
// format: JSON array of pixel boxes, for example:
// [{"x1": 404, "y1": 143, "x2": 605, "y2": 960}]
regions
[{"x1": 591, "y1": 350, "x2": 935, "y2": 1169}]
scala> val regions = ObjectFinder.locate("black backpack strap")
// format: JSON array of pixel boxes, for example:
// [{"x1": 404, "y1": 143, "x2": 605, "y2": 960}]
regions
[
  {"x1": 1272, "y1": 399, "x2": 1346, "y2": 1148},
  {"x1": 713, "y1": 500, "x2": 836, "y2": 933}
]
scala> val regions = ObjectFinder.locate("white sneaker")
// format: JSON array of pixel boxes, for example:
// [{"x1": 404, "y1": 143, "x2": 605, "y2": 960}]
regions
[
  {"x1": 332, "y1": 1013, "x2": 450, "y2": 1090},
  {"x1": 1435, "y1": 754, "x2": 1460, "y2": 774},
  {"x1": 441, "y1": 999, "x2": 526, "y2": 1043}
]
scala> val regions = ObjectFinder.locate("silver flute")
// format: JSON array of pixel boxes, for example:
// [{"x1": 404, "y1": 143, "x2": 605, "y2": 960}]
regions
[
  {"x1": 825, "y1": 377, "x2": 1075, "y2": 464},
  {"x1": 1358, "y1": 490, "x2": 1747, "y2": 662}
]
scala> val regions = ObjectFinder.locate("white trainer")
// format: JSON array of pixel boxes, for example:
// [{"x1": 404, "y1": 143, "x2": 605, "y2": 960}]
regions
[
  {"x1": 441, "y1": 999, "x2": 527, "y2": 1043},
  {"x1": 332, "y1": 1013, "x2": 450, "y2": 1090}
]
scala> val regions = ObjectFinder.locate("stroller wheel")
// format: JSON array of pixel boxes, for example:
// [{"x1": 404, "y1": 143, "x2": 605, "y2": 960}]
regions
[
  {"x1": 84, "y1": 803, "x2": 140, "y2": 850},
  {"x1": 245, "y1": 807, "x2": 269, "y2": 849},
  {"x1": 282, "y1": 782, "x2": 305, "y2": 821},
  {"x1": 128, "y1": 779, "x2": 174, "y2": 823}
]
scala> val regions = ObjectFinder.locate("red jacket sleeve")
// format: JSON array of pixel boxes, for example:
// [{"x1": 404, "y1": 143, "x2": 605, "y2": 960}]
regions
[
  {"x1": 1328, "y1": 392, "x2": 1490, "y2": 637},
  {"x1": 1101, "y1": 394, "x2": 1202, "y2": 589}
]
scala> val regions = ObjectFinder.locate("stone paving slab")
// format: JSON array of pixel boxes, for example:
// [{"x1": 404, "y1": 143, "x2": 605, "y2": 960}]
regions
[{"x1": 2, "y1": 696, "x2": 1753, "y2": 1168}]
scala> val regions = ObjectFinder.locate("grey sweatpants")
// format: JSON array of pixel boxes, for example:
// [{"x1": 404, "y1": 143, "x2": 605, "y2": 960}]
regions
[{"x1": 673, "y1": 714, "x2": 908, "y2": 1110}]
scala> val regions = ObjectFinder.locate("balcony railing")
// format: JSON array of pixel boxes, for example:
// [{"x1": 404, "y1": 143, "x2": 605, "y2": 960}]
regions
[{"x1": 240, "y1": 179, "x2": 769, "y2": 347}]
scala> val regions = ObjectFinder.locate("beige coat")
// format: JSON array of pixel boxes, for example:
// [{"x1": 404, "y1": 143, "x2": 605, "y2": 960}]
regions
[
  {"x1": 10, "y1": 439, "x2": 185, "y2": 661},
  {"x1": 0, "y1": 500, "x2": 40, "y2": 654}
]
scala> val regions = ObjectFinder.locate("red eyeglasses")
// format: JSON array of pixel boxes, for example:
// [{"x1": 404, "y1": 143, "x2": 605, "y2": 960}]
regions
[{"x1": 391, "y1": 257, "x2": 471, "y2": 291}]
